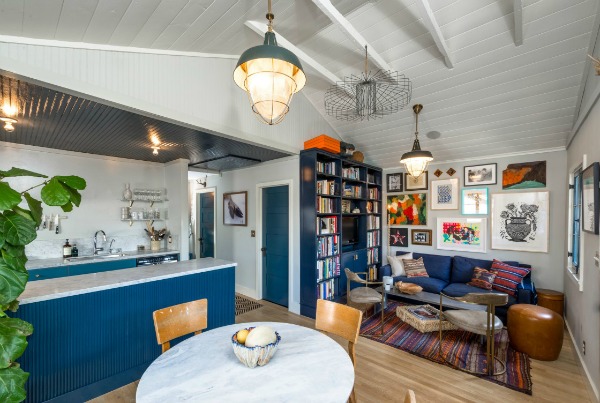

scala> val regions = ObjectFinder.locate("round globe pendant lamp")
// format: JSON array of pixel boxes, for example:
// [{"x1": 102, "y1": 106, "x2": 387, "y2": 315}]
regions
[
  {"x1": 233, "y1": 0, "x2": 306, "y2": 125},
  {"x1": 400, "y1": 104, "x2": 433, "y2": 179}
]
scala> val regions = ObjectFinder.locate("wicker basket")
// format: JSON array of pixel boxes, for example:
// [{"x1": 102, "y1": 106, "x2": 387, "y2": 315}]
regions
[{"x1": 396, "y1": 305, "x2": 458, "y2": 333}]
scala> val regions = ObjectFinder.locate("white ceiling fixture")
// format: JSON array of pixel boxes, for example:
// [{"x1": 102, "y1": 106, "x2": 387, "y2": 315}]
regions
[
  {"x1": 415, "y1": 0, "x2": 454, "y2": 69},
  {"x1": 514, "y1": 0, "x2": 524, "y2": 46}
]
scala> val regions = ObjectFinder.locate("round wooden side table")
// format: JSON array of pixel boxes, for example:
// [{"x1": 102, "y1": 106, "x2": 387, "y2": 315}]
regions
[{"x1": 536, "y1": 288, "x2": 564, "y2": 317}]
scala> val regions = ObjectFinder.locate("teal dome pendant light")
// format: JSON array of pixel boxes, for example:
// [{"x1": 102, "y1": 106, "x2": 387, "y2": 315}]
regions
[{"x1": 233, "y1": 0, "x2": 306, "y2": 125}]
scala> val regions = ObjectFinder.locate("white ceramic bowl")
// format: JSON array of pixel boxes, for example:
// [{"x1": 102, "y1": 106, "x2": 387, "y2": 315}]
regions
[{"x1": 231, "y1": 327, "x2": 281, "y2": 368}]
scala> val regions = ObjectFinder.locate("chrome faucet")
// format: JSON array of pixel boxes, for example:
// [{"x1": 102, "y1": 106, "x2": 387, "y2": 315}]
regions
[{"x1": 94, "y1": 230, "x2": 107, "y2": 255}]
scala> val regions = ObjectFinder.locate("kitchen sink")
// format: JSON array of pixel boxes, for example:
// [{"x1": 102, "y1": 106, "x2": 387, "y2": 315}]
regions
[
  {"x1": 66, "y1": 256, "x2": 97, "y2": 262},
  {"x1": 66, "y1": 253, "x2": 128, "y2": 262},
  {"x1": 97, "y1": 253, "x2": 129, "y2": 258}
]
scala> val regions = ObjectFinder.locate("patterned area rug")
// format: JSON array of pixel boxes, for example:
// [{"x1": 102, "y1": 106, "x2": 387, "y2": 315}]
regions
[
  {"x1": 360, "y1": 301, "x2": 532, "y2": 395},
  {"x1": 235, "y1": 295, "x2": 263, "y2": 316}
]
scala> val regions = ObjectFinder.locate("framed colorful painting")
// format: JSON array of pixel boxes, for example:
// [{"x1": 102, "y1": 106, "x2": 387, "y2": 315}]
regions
[
  {"x1": 461, "y1": 188, "x2": 488, "y2": 215},
  {"x1": 389, "y1": 227, "x2": 409, "y2": 247},
  {"x1": 436, "y1": 217, "x2": 486, "y2": 253},
  {"x1": 387, "y1": 193, "x2": 427, "y2": 226},
  {"x1": 431, "y1": 178, "x2": 459, "y2": 210},
  {"x1": 491, "y1": 191, "x2": 549, "y2": 252},
  {"x1": 502, "y1": 161, "x2": 546, "y2": 189}
]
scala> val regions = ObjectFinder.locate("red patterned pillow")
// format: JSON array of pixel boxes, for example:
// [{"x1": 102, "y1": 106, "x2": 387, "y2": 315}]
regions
[
  {"x1": 490, "y1": 260, "x2": 530, "y2": 296},
  {"x1": 467, "y1": 267, "x2": 496, "y2": 290},
  {"x1": 402, "y1": 257, "x2": 429, "y2": 278}
]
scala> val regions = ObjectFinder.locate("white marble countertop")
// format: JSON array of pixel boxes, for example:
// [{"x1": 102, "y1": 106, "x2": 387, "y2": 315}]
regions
[
  {"x1": 20, "y1": 258, "x2": 236, "y2": 305},
  {"x1": 26, "y1": 248, "x2": 180, "y2": 270},
  {"x1": 136, "y1": 321, "x2": 355, "y2": 403}
]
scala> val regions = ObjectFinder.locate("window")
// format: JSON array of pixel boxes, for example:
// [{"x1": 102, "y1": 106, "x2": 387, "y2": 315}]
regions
[{"x1": 571, "y1": 166, "x2": 582, "y2": 274}]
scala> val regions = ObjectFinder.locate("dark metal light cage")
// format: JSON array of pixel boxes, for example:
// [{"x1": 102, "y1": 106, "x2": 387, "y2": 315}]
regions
[{"x1": 324, "y1": 70, "x2": 412, "y2": 121}]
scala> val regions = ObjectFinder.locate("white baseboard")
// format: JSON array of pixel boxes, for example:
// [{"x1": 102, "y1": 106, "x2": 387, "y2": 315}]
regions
[
  {"x1": 565, "y1": 321, "x2": 600, "y2": 402},
  {"x1": 235, "y1": 284, "x2": 258, "y2": 300}
]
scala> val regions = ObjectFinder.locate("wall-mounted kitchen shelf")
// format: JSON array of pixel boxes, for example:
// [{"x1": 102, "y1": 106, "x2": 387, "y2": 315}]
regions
[
  {"x1": 121, "y1": 218, "x2": 164, "y2": 227},
  {"x1": 121, "y1": 199, "x2": 168, "y2": 208}
]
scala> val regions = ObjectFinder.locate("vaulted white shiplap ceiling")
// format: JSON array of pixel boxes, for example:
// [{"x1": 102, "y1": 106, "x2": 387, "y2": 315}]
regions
[{"x1": 0, "y1": 0, "x2": 596, "y2": 169}]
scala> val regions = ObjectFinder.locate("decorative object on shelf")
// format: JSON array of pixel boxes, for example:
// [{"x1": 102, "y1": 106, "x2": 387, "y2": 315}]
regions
[
  {"x1": 145, "y1": 222, "x2": 167, "y2": 251},
  {"x1": 431, "y1": 178, "x2": 459, "y2": 210},
  {"x1": 502, "y1": 161, "x2": 546, "y2": 189},
  {"x1": 223, "y1": 191, "x2": 247, "y2": 226},
  {"x1": 389, "y1": 228, "x2": 408, "y2": 247},
  {"x1": 401, "y1": 104, "x2": 433, "y2": 179},
  {"x1": 233, "y1": 0, "x2": 305, "y2": 125},
  {"x1": 387, "y1": 193, "x2": 427, "y2": 225},
  {"x1": 304, "y1": 134, "x2": 341, "y2": 153},
  {"x1": 351, "y1": 150, "x2": 364, "y2": 162},
  {"x1": 446, "y1": 168, "x2": 456, "y2": 176},
  {"x1": 436, "y1": 217, "x2": 487, "y2": 253},
  {"x1": 464, "y1": 163, "x2": 497, "y2": 186},
  {"x1": 123, "y1": 183, "x2": 133, "y2": 201},
  {"x1": 491, "y1": 191, "x2": 549, "y2": 252},
  {"x1": 433, "y1": 169, "x2": 443, "y2": 178},
  {"x1": 411, "y1": 229, "x2": 432, "y2": 246},
  {"x1": 324, "y1": 45, "x2": 411, "y2": 121},
  {"x1": 588, "y1": 54, "x2": 600, "y2": 75},
  {"x1": 341, "y1": 199, "x2": 351, "y2": 213},
  {"x1": 405, "y1": 171, "x2": 428, "y2": 191},
  {"x1": 386, "y1": 173, "x2": 403, "y2": 193},
  {"x1": 339, "y1": 141, "x2": 355, "y2": 158},
  {"x1": 461, "y1": 187, "x2": 488, "y2": 215},
  {"x1": 352, "y1": 208, "x2": 360, "y2": 214},
  {"x1": 581, "y1": 162, "x2": 599, "y2": 234}
]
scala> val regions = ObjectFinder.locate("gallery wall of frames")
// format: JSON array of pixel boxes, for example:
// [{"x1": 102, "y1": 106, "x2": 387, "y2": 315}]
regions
[{"x1": 382, "y1": 149, "x2": 568, "y2": 291}]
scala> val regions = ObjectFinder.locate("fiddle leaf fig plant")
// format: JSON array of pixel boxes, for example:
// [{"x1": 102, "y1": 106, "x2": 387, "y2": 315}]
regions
[{"x1": 0, "y1": 167, "x2": 86, "y2": 402}]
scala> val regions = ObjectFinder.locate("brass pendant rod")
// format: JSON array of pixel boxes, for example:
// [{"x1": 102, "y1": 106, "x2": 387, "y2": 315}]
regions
[
  {"x1": 266, "y1": 0, "x2": 274, "y2": 32},
  {"x1": 364, "y1": 45, "x2": 368, "y2": 76}
]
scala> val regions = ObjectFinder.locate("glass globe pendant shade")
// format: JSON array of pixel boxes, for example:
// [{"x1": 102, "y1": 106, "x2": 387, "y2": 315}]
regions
[
  {"x1": 234, "y1": 31, "x2": 306, "y2": 125},
  {"x1": 400, "y1": 147, "x2": 433, "y2": 179}
]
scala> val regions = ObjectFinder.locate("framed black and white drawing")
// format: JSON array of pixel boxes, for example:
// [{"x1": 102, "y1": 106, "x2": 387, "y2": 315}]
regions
[
  {"x1": 431, "y1": 178, "x2": 459, "y2": 210},
  {"x1": 223, "y1": 191, "x2": 247, "y2": 226},
  {"x1": 387, "y1": 173, "x2": 403, "y2": 193},
  {"x1": 389, "y1": 227, "x2": 409, "y2": 247},
  {"x1": 464, "y1": 163, "x2": 497, "y2": 186},
  {"x1": 582, "y1": 162, "x2": 600, "y2": 234},
  {"x1": 491, "y1": 191, "x2": 549, "y2": 252},
  {"x1": 405, "y1": 171, "x2": 428, "y2": 191}
]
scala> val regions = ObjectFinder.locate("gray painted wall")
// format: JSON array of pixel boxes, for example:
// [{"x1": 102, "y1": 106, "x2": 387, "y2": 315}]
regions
[{"x1": 382, "y1": 149, "x2": 567, "y2": 292}]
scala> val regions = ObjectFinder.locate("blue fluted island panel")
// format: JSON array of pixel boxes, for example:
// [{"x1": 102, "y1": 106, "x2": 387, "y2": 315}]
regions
[{"x1": 15, "y1": 258, "x2": 236, "y2": 403}]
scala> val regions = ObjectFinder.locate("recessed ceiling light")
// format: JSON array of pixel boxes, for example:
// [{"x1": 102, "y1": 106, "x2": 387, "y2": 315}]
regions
[
  {"x1": 152, "y1": 147, "x2": 159, "y2": 156},
  {"x1": 0, "y1": 117, "x2": 17, "y2": 132},
  {"x1": 426, "y1": 131, "x2": 441, "y2": 139}
]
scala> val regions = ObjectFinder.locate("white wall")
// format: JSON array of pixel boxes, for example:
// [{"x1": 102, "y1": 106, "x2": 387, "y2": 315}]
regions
[
  {"x1": 383, "y1": 149, "x2": 568, "y2": 292},
  {"x1": 165, "y1": 159, "x2": 190, "y2": 261}
]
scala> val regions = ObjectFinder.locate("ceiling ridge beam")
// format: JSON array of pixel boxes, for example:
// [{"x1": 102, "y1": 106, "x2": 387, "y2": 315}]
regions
[
  {"x1": 514, "y1": 0, "x2": 524, "y2": 46},
  {"x1": 311, "y1": 0, "x2": 392, "y2": 72},
  {"x1": 415, "y1": 0, "x2": 454, "y2": 69}
]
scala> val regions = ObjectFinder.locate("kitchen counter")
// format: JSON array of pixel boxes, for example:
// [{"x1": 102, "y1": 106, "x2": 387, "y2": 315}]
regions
[
  {"x1": 26, "y1": 248, "x2": 179, "y2": 270},
  {"x1": 20, "y1": 257, "x2": 235, "y2": 305}
]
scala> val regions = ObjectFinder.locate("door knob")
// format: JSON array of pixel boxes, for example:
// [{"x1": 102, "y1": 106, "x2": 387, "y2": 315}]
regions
[{"x1": 261, "y1": 247, "x2": 267, "y2": 256}]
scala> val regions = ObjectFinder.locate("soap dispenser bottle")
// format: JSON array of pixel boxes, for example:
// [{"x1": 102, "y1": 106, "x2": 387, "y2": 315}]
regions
[
  {"x1": 71, "y1": 244, "x2": 79, "y2": 257},
  {"x1": 63, "y1": 239, "x2": 72, "y2": 258}
]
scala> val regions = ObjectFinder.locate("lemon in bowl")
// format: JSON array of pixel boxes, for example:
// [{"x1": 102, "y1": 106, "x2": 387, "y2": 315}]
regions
[{"x1": 231, "y1": 326, "x2": 281, "y2": 368}]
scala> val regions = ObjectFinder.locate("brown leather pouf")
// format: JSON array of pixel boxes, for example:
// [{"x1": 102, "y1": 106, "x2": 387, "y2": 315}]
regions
[{"x1": 507, "y1": 304, "x2": 564, "y2": 361}]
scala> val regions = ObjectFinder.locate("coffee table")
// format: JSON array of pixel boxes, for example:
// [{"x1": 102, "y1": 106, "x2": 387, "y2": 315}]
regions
[{"x1": 378, "y1": 287, "x2": 486, "y2": 312}]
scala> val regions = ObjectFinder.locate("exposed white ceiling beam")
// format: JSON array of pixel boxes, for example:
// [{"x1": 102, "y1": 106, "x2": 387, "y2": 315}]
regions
[
  {"x1": 415, "y1": 0, "x2": 454, "y2": 69},
  {"x1": 514, "y1": 0, "x2": 524, "y2": 46},
  {"x1": 244, "y1": 20, "x2": 341, "y2": 84},
  {"x1": 311, "y1": 0, "x2": 392, "y2": 72}
]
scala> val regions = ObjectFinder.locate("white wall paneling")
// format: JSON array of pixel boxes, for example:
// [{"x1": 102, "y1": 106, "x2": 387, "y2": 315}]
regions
[{"x1": 165, "y1": 159, "x2": 190, "y2": 260}]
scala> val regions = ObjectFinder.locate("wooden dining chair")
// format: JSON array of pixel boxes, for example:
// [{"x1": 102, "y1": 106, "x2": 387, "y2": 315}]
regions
[
  {"x1": 404, "y1": 389, "x2": 417, "y2": 403},
  {"x1": 315, "y1": 298, "x2": 362, "y2": 403},
  {"x1": 153, "y1": 298, "x2": 208, "y2": 353}
]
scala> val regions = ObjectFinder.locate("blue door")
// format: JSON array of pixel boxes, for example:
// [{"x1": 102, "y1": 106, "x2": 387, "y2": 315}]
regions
[
  {"x1": 199, "y1": 192, "x2": 215, "y2": 258},
  {"x1": 262, "y1": 186, "x2": 289, "y2": 307}
]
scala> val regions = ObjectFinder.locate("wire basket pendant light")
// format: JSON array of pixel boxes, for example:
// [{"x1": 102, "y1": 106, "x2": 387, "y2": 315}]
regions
[
  {"x1": 400, "y1": 104, "x2": 433, "y2": 179},
  {"x1": 233, "y1": 0, "x2": 306, "y2": 125},
  {"x1": 324, "y1": 46, "x2": 411, "y2": 121}
]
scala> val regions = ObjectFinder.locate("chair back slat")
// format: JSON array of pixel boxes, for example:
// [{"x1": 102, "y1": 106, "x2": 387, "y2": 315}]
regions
[
  {"x1": 315, "y1": 299, "x2": 362, "y2": 347},
  {"x1": 153, "y1": 299, "x2": 208, "y2": 353}
]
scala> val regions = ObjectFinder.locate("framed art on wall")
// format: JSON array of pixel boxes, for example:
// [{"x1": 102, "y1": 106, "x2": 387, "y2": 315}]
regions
[
  {"x1": 389, "y1": 227, "x2": 409, "y2": 247},
  {"x1": 503, "y1": 161, "x2": 546, "y2": 189},
  {"x1": 436, "y1": 217, "x2": 486, "y2": 253},
  {"x1": 223, "y1": 191, "x2": 247, "y2": 226},
  {"x1": 461, "y1": 188, "x2": 488, "y2": 215},
  {"x1": 491, "y1": 191, "x2": 549, "y2": 252},
  {"x1": 431, "y1": 178, "x2": 459, "y2": 210},
  {"x1": 387, "y1": 193, "x2": 427, "y2": 225},
  {"x1": 411, "y1": 229, "x2": 432, "y2": 246},
  {"x1": 582, "y1": 162, "x2": 600, "y2": 234},
  {"x1": 405, "y1": 172, "x2": 428, "y2": 191},
  {"x1": 387, "y1": 173, "x2": 403, "y2": 193},
  {"x1": 464, "y1": 163, "x2": 497, "y2": 186}
]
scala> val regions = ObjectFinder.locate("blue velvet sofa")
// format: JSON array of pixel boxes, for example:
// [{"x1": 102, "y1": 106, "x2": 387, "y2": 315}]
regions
[{"x1": 379, "y1": 252, "x2": 537, "y2": 321}]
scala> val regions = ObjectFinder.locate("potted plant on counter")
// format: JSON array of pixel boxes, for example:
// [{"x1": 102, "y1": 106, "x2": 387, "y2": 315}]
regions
[
  {"x1": 0, "y1": 168, "x2": 86, "y2": 402},
  {"x1": 145, "y1": 222, "x2": 167, "y2": 251}
]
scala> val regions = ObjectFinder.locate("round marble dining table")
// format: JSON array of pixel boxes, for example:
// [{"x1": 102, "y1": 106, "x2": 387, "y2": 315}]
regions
[{"x1": 136, "y1": 321, "x2": 355, "y2": 402}]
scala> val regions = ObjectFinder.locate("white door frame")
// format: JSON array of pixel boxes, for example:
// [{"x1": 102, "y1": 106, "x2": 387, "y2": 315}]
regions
[
  {"x1": 192, "y1": 187, "x2": 217, "y2": 259},
  {"x1": 256, "y1": 179, "x2": 295, "y2": 312}
]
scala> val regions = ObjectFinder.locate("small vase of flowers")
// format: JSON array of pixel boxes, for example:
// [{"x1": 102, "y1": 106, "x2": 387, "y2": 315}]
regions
[{"x1": 146, "y1": 222, "x2": 167, "y2": 251}]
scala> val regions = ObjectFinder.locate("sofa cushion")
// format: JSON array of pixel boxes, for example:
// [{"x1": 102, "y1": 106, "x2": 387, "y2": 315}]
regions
[
  {"x1": 388, "y1": 253, "x2": 412, "y2": 276},
  {"x1": 451, "y1": 256, "x2": 520, "y2": 284},
  {"x1": 402, "y1": 257, "x2": 429, "y2": 278},
  {"x1": 393, "y1": 275, "x2": 447, "y2": 294},
  {"x1": 490, "y1": 260, "x2": 531, "y2": 297},
  {"x1": 467, "y1": 267, "x2": 497, "y2": 290},
  {"x1": 398, "y1": 252, "x2": 452, "y2": 283},
  {"x1": 442, "y1": 283, "x2": 517, "y2": 305}
]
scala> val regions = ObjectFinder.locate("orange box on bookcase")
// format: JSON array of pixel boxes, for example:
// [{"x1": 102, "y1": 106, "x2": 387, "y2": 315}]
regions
[{"x1": 303, "y1": 134, "x2": 341, "y2": 154}]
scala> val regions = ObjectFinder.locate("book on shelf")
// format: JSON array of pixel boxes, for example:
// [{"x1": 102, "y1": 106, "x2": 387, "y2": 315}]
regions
[
  {"x1": 368, "y1": 188, "x2": 379, "y2": 200},
  {"x1": 367, "y1": 215, "x2": 380, "y2": 230},
  {"x1": 317, "y1": 216, "x2": 337, "y2": 234},
  {"x1": 317, "y1": 235, "x2": 339, "y2": 258},
  {"x1": 367, "y1": 173, "x2": 375, "y2": 183},
  {"x1": 316, "y1": 196, "x2": 335, "y2": 213},
  {"x1": 342, "y1": 167, "x2": 361, "y2": 180},
  {"x1": 316, "y1": 256, "x2": 340, "y2": 281},
  {"x1": 342, "y1": 183, "x2": 362, "y2": 198},
  {"x1": 317, "y1": 161, "x2": 336, "y2": 175},
  {"x1": 367, "y1": 248, "x2": 379, "y2": 264},
  {"x1": 367, "y1": 230, "x2": 380, "y2": 247},
  {"x1": 341, "y1": 200, "x2": 351, "y2": 213},
  {"x1": 367, "y1": 265, "x2": 378, "y2": 281},
  {"x1": 318, "y1": 279, "x2": 336, "y2": 300},
  {"x1": 317, "y1": 179, "x2": 338, "y2": 196}
]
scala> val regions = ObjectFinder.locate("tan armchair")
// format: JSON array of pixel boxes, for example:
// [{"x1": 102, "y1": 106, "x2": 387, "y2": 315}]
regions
[{"x1": 344, "y1": 268, "x2": 385, "y2": 334}]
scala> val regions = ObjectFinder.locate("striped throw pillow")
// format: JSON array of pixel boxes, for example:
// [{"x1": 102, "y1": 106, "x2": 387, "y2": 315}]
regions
[
  {"x1": 490, "y1": 260, "x2": 530, "y2": 296},
  {"x1": 402, "y1": 257, "x2": 429, "y2": 278},
  {"x1": 467, "y1": 267, "x2": 496, "y2": 290}
]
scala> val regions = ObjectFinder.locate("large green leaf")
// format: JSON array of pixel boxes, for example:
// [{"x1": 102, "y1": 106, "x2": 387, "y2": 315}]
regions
[
  {"x1": 64, "y1": 187, "x2": 81, "y2": 207},
  {"x1": 0, "y1": 184, "x2": 21, "y2": 212},
  {"x1": 0, "y1": 212, "x2": 36, "y2": 246},
  {"x1": 40, "y1": 178, "x2": 70, "y2": 206},
  {"x1": 0, "y1": 328, "x2": 27, "y2": 368},
  {"x1": 23, "y1": 193, "x2": 42, "y2": 227},
  {"x1": 0, "y1": 365, "x2": 28, "y2": 403},
  {"x1": 0, "y1": 168, "x2": 46, "y2": 179},
  {"x1": 0, "y1": 260, "x2": 27, "y2": 306},
  {"x1": 56, "y1": 176, "x2": 86, "y2": 190},
  {"x1": 1, "y1": 255, "x2": 26, "y2": 273},
  {"x1": 1, "y1": 244, "x2": 25, "y2": 258},
  {"x1": 60, "y1": 201, "x2": 73, "y2": 213},
  {"x1": 0, "y1": 319, "x2": 32, "y2": 339},
  {"x1": 10, "y1": 207, "x2": 33, "y2": 223}
]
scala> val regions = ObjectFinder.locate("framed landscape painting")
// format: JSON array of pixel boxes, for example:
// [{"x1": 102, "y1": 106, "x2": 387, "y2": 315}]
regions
[
  {"x1": 461, "y1": 188, "x2": 488, "y2": 215},
  {"x1": 223, "y1": 191, "x2": 247, "y2": 226},
  {"x1": 502, "y1": 161, "x2": 546, "y2": 189},
  {"x1": 405, "y1": 172, "x2": 428, "y2": 191},
  {"x1": 389, "y1": 227, "x2": 409, "y2": 247},
  {"x1": 582, "y1": 162, "x2": 600, "y2": 234},
  {"x1": 431, "y1": 178, "x2": 459, "y2": 210},
  {"x1": 436, "y1": 217, "x2": 486, "y2": 253},
  {"x1": 464, "y1": 163, "x2": 497, "y2": 186},
  {"x1": 387, "y1": 193, "x2": 427, "y2": 225},
  {"x1": 491, "y1": 191, "x2": 549, "y2": 252}
]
